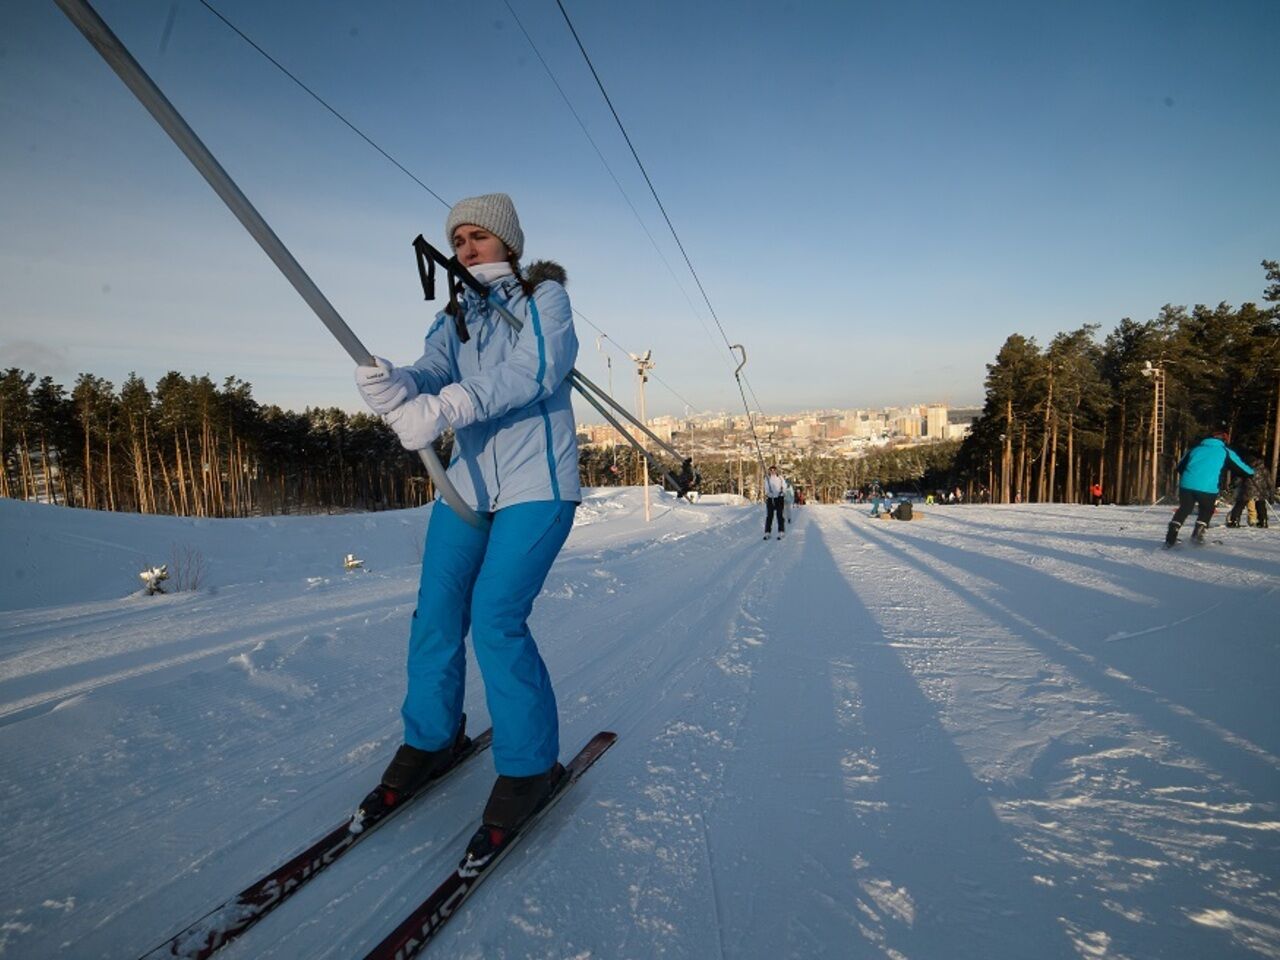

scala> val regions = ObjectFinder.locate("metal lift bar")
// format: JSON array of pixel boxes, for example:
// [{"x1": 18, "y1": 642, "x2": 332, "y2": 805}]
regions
[{"x1": 52, "y1": 0, "x2": 485, "y2": 529}]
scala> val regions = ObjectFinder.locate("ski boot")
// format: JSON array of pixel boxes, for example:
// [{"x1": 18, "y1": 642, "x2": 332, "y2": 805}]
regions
[
  {"x1": 1226, "y1": 516, "x2": 1240, "y2": 528},
  {"x1": 1191, "y1": 521, "x2": 1208, "y2": 545},
  {"x1": 1164, "y1": 520, "x2": 1181, "y2": 548},
  {"x1": 353, "y1": 717, "x2": 470, "y2": 831},
  {"x1": 459, "y1": 763, "x2": 566, "y2": 874}
]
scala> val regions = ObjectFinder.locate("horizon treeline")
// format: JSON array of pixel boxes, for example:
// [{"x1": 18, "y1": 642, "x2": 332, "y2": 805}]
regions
[
  {"x1": 4, "y1": 260, "x2": 1276, "y2": 515},
  {"x1": 952, "y1": 259, "x2": 1280, "y2": 503},
  {"x1": 0, "y1": 371, "x2": 441, "y2": 516}
]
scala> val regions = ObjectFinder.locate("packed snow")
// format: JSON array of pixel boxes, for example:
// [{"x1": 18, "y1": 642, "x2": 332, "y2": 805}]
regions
[{"x1": 0, "y1": 490, "x2": 1277, "y2": 959}]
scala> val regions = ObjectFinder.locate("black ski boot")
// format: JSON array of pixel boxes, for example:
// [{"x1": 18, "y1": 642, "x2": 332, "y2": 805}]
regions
[
  {"x1": 355, "y1": 717, "x2": 470, "y2": 828},
  {"x1": 459, "y1": 763, "x2": 566, "y2": 873},
  {"x1": 1191, "y1": 521, "x2": 1208, "y2": 545},
  {"x1": 1164, "y1": 520, "x2": 1181, "y2": 548}
]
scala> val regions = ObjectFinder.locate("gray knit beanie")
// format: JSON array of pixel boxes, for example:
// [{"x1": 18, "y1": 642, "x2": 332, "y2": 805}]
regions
[{"x1": 445, "y1": 193, "x2": 524, "y2": 259}]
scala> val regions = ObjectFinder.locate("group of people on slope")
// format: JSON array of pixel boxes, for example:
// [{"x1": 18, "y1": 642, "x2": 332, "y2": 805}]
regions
[{"x1": 1167, "y1": 428, "x2": 1274, "y2": 546}]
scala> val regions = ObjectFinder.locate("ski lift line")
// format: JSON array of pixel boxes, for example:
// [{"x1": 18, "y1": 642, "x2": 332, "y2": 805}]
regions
[
  {"x1": 498, "y1": 0, "x2": 735, "y2": 386},
  {"x1": 195, "y1": 0, "x2": 451, "y2": 209},
  {"x1": 731, "y1": 345, "x2": 767, "y2": 472},
  {"x1": 52, "y1": 0, "x2": 484, "y2": 531},
  {"x1": 553, "y1": 0, "x2": 750, "y2": 371},
  {"x1": 553, "y1": 0, "x2": 770, "y2": 461}
]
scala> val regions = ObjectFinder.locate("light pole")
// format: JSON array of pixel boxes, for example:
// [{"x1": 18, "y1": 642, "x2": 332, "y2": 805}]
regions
[
  {"x1": 630, "y1": 351, "x2": 654, "y2": 522},
  {"x1": 1140, "y1": 360, "x2": 1166, "y2": 504}
]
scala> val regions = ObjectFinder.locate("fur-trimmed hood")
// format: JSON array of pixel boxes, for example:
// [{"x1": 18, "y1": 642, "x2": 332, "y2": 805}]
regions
[{"x1": 525, "y1": 259, "x2": 567, "y2": 288}]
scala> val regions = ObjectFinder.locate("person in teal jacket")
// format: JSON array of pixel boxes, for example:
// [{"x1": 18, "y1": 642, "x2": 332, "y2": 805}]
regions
[
  {"x1": 354, "y1": 193, "x2": 579, "y2": 842},
  {"x1": 1165, "y1": 429, "x2": 1253, "y2": 546}
]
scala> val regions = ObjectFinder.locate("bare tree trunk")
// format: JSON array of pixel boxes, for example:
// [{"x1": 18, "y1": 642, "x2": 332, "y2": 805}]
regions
[
  {"x1": 130, "y1": 436, "x2": 146, "y2": 513},
  {"x1": 1064, "y1": 413, "x2": 1075, "y2": 504},
  {"x1": 183, "y1": 428, "x2": 202, "y2": 517},
  {"x1": 1271, "y1": 376, "x2": 1280, "y2": 484},
  {"x1": 1015, "y1": 422, "x2": 1028, "y2": 501},
  {"x1": 1114, "y1": 401, "x2": 1126, "y2": 503},
  {"x1": 19, "y1": 428, "x2": 34, "y2": 501},
  {"x1": 1001, "y1": 398, "x2": 1013, "y2": 503},
  {"x1": 1047, "y1": 416, "x2": 1059, "y2": 503},
  {"x1": 105, "y1": 410, "x2": 116, "y2": 511},
  {"x1": 173, "y1": 434, "x2": 189, "y2": 516},
  {"x1": 39, "y1": 435, "x2": 56, "y2": 505},
  {"x1": 82, "y1": 408, "x2": 94, "y2": 510},
  {"x1": 1037, "y1": 372, "x2": 1054, "y2": 502},
  {"x1": 1097, "y1": 419, "x2": 1105, "y2": 503}
]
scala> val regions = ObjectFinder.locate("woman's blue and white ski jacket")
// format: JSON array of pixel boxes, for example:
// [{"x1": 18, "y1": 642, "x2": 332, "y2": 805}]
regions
[{"x1": 405, "y1": 272, "x2": 581, "y2": 512}]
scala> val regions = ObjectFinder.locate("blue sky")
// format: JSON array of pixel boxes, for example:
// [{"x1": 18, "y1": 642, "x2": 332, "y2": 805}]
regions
[{"x1": 3, "y1": 0, "x2": 1278, "y2": 419}]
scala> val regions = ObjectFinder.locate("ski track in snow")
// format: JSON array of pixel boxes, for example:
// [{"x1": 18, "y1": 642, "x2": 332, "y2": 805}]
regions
[{"x1": 0, "y1": 492, "x2": 1277, "y2": 959}]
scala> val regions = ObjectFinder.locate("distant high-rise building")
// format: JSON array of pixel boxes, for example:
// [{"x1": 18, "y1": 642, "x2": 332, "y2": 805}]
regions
[
  {"x1": 894, "y1": 416, "x2": 921, "y2": 438},
  {"x1": 926, "y1": 404, "x2": 948, "y2": 439}
]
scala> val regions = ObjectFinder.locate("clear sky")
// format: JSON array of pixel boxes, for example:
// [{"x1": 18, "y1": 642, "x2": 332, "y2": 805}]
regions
[{"x1": 3, "y1": 0, "x2": 1278, "y2": 420}]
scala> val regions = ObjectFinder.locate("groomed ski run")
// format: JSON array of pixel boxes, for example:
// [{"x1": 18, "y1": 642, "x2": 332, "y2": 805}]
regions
[{"x1": 0, "y1": 489, "x2": 1277, "y2": 959}]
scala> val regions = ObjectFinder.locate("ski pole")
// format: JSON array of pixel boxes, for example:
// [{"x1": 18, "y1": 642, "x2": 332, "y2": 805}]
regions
[
  {"x1": 1117, "y1": 494, "x2": 1170, "y2": 531},
  {"x1": 52, "y1": 0, "x2": 485, "y2": 530}
]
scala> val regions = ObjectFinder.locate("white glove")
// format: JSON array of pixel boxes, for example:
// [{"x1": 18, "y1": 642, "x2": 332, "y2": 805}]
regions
[
  {"x1": 383, "y1": 383, "x2": 477, "y2": 450},
  {"x1": 354, "y1": 357, "x2": 417, "y2": 415}
]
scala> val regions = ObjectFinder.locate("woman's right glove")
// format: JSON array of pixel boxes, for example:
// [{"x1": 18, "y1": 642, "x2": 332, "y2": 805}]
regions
[{"x1": 354, "y1": 357, "x2": 417, "y2": 415}]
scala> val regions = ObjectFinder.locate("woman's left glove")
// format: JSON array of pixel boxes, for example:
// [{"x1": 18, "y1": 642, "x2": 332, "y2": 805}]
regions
[
  {"x1": 383, "y1": 383, "x2": 477, "y2": 450},
  {"x1": 354, "y1": 357, "x2": 417, "y2": 415}
]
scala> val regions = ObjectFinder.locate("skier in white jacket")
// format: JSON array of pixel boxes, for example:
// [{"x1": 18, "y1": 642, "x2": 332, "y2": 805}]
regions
[{"x1": 763, "y1": 465, "x2": 786, "y2": 539}]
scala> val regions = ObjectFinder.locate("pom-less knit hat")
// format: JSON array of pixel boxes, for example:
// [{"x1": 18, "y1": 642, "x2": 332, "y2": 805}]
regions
[{"x1": 445, "y1": 193, "x2": 524, "y2": 259}]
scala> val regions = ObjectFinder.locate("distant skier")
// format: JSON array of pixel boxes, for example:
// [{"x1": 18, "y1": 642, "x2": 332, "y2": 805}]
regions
[
  {"x1": 673, "y1": 457, "x2": 700, "y2": 501},
  {"x1": 1165, "y1": 429, "x2": 1253, "y2": 546},
  {"x1": 1090, "y1": 481, "x2": 1103, "y2": 506},
  {"x1": 1226, "y1": 452, "x2": 1273, "y2": 529},
  {"x1": 354, "y1": 193, "x2": 579, "y2": 854},
  {"x1": 763, "y1": 465, "x2": 786, "y2": 539}
]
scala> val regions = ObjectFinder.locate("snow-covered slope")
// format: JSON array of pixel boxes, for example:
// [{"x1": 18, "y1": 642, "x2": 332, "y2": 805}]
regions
[{"x1": 0, "y1": 491, "x2": 1277, "y2": 959}]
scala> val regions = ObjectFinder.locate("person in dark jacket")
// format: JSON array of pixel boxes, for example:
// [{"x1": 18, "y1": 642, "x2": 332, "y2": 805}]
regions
[
  {"x1": 1227, "y1": 453, "x2": 1274, "y2": 529},
  {"x1": 1165, "y1": 430, "x2": 1253, "y2": 546},
  {"x1": 763, "y1": 465, "x2": 787, "y2": 539}
]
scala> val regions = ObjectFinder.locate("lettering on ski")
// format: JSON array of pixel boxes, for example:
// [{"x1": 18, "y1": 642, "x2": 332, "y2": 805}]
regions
[
  {"x1": 139, "y1": 728, "x2": 492, "y2": 960},
  {"x1": 363, "y1": 731, "x2": 618, "y2": 960}
]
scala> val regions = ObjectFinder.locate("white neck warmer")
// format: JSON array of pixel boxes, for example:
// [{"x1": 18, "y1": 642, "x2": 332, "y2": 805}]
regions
[{"x1": 469, "y1": 261, "x2": 514, "y2": 285}]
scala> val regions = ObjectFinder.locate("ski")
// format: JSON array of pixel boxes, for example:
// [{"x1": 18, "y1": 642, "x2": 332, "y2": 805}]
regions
[
  {"x1": 362, "y1": 730, "x2": 618, "y2": 960},
  {"x1": 140, "y1": 726, "x2": 493, "y2": 960}
]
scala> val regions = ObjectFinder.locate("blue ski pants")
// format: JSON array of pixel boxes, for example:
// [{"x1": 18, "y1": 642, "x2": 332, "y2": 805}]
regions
[{"x1": 402, "y1": 499, "x2": 576, "y2": 776}]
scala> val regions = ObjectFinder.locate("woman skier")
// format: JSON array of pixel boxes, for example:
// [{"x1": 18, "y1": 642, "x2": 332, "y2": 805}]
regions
[{"x1": 354, "y1": 193, "x2": 579, "y2": 858}]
